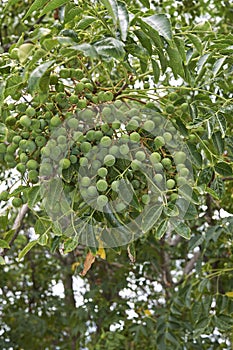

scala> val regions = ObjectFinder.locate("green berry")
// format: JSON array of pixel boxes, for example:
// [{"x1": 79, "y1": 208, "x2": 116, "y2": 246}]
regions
[
  {"x1": 104, "y1": 154, "x2": 115, "y2": 167},
  {"x1": 16, "y1": 163, "x2": 26, "y2": 173},
  {"x1": 109, "y1": 145, "x2": 119, "y2": 156},
  {"x1": 174, "y1": 151, "x2": 187, "y2": 164},
  {"x1": 20, "y1": 115, "x2": 31, "y2": 128},
  {"x1": 100, "y1": 136, "x2": 112, "y2": 148},
  {"x1": 143, "y1": 120, "x2": 155, "y2": 132},
  {"x1": 142, "y1": 194, "x2": 150, "y2": 204},
  {"x1": 111, "y1": 180, "x2": 119, "y2": 192},
  {"x1": 26, "y1": 159, "x2": 39, "y2": 170},
  {"x1": 166, "y1": 104, "x2": 175, "y2": 114},
  {"x1": 60, "y1": 68, "x2": 71, "y2": 79},
  {"x1": 181, "y1": 102, "x2": 189, "y2": 112},
  {"x1": 28, "y1": 170, "x2": 39, "y2": 182},
  {"x1": 112, "y1": 120, "x2": 121, "y2": 130},
  {"x1": 154, "y1": 136, "x2": 165, "y2": 149},
  {"x1": 12, "y1": 197, "x2": 23, "y2": 207},
  {"x1": 169, "y1": 92, "x2": 178, "y2": 101},
  {"x1": 50, "y1": 116, "x2": 61, "y2": 127},
  {"x1": 75, "y1": 82, "x2": 85, "y2": 93},
  {"x1": 40, "y1": 163, "x2": 53, "y2": 176},
  {"x1": 87, "y1": 186, "x2": 98, "y2": 198},
  {"x1": 97, "y1": 195, "x2": 108, "y2": 208},
  {"x1": 80, "y1": 142, "x2": 92, "y2": 154},
  {"x1": 126, "y1": 119, "x2": 139, "y2": 131},
  {"x1": 96, "y1": 179, "x2": 108, "y2": 192},
  {"x1": 161, "y1": 157, "x2": 172, "y2": 169},
  {"x1": 79, "y1": 157, "x2": 88, "y2": 166},
  {"x1": 119, "y1": 144, "x2": 129, "y2": 155},
  {"x1": 25, "y1": 107, "x2": 36, "y2": 117},
  {"x1": 166, "y1": 179, "x2": 176, "y2": 189},
  {"x1": 135, "y1": 151, "x2": 146, "y2": 161},
  {"x1": 81, "y1": 176, "x2": 91, "y2": 187},
  {"x1": 154, "y1": 173, "x2": 163, "y2": 183},
  {"x1": 163, "y1": 132, "x2": 172, "y2": 142},
  {"x1": 150, "y1": 152, "x2": 161, "y2": 164},
  {"x1": 6, "y1": 116, "x2": 16, "y2": 126},
  {"x1": 59, "y1": 158, "x2": 71, "y2": 170},
  {"x1": 97, "y1": 167, "x2": 108, "y2": 178},
  {"x1": 130, "y1": 132, "x2": 140, "y2": 143},
  {"x1": 0, "y1": 191, "x2": 9, "y2": 201}
]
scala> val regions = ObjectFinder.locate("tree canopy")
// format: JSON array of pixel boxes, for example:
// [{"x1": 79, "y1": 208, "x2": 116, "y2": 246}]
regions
[{"x1": 0, "y1": 0, "x2": 233, "y2": 349}]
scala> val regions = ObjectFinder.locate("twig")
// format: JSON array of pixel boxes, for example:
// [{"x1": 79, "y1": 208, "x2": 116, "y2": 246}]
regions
[{"x1": 1, "y1": 204, "x2": 29, "y2": 257}]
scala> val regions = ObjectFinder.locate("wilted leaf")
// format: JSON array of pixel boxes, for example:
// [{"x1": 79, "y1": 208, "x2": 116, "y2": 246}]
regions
[{"x1": 80, "y1": 251, "x2": 96, "y2": 276}]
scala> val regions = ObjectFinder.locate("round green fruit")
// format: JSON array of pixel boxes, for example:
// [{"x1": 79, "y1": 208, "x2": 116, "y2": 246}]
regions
[
  {"x1": 166, "y1": 179, "x2": 176, "y2": 189},
  {"x1": 176, "y1": 176, "x2": 187, "y2": 186},
  {"x1": 112, "y1": 120, "x2": 121, "y2": 130},
  {"x1": 6, "y1": 116, "x2": 16, "y2": 126},
  {"x1": 181, "y1": 102, "x2": 189, "y2": 112},
  {"x1": 72, "y1": 68, "x2": 84, "y2": 80},
  {"x1": 81, "y1": 176, "x2": 91, "y2": 187},
  {"x1": 40, "y1": 163, "x2": 53, "y2": 177},
  {"x1": 12, "y1": 135, "x2": 22, "y2": 144},
  {"x1": 75, "y1": 82, "x2": 85, "y2": 93},
  {"x1": 80, "y1": 142, "x2": 92, "y2": 154},
  {"x1": 16, "y1": 163, "x2": 26, "y2": 174},
  {"x1": 0, "y1": 191, "x2": 9, "y2": 201},
  {"x1": 150, "y1": 152, "x2": 161, "y2": 164},
  {"x1": 28, "y1": 170, "x2": 39, "y2": 183},
  {"x1": 26, "y1": 159, "x2": 39, "y2": 170},
  {"x1": 104, "y1": 154, "x2": 115, "y2": 167},
  {"x1": 166, "y1": 104, "x2": 175, "y2": 114},
  {"x1": 97, "y1": 195, "x2": 108, "y2": 208},
  {"x1": 60, "y1": 68, "x2": 71, "y2": 79},
  {"x1": 109, "y1": 145, "x2": 119, "y2": 156},
  {"x1": 135, "y1": 150, "x2": 146, "y2": 161},
  {"x1": 119, "y1": 144, "x2": 129, "y2": 155},
  {"x1": 12, "y1": 197, "x2": 23, "y2": 207},
  {"x1": 126, "y1": 119, "x2": 139, "y2": 131},
  {"x1": 87, "y1": 186, "x2": 98, "y2": 198},
  {"x1": 174, "y1": 151, "x2": 187, "y2": 164},
  {"x1": 154, "y1": 136, "x2": 165, "y2": 149},
  {"x1": 161, "y1": 157, "x2": 172, "y2": 169},
  {"x1": 25, "y1": 107, "x2": 36, "y2": 117},
  {"x1": 77, "y1": 98, "x2": 87, "y2": 109},
  {"x1": 59, "y1": 158, "x2": 71, "y2": 170},
  {"x1": 154, "y1": 173, "x2": 163, "y2": 184},
  {"x1": 143, "y1": 120, "x2": 155, "y2": 132},
  {"x1": 130, "y1": 132, "x2": 140, "y2": 143},
  {"x1": 100, "y1": 136, "x2": 112, "y2": 148},
  {"x1": 97, "y1": 167, "x2": 108, "y2": 178},
  {"x1": 163, "y1": 132, "x2": 172, "y2": 143},
  {"x1": 20, "y1": 115, "x2": 31, "y2": 128},
  {"x1": 96, "y1": 179, "x2": 108, "y2": 192},
  {"x1": 57, "y1": 135, "x2": 67, "y2": 144},
  {"x1": 69, "y1": 94, "x2": 79, "y2": 104},
  {"x1": 131, "y1": 159, "x2": 142, "y2": 170},
  {"x1": 50, "y1": 116, "x2": 61, "y2": 127},
  {"x1": 169, "y1": 92, "x2": 178, "y2": 101},
  {"x1": 153, "y1": 162, "x2": 163, "y2": 172},
  {"x1": 142, "y1": 194, "x2": 150, "y2": 204},
  {"x1": 179, "y1": 167, "x2": 189, "y2": 177},
  {"x1": 111, "y1": 180, "x2": 119, "y2": 192}
]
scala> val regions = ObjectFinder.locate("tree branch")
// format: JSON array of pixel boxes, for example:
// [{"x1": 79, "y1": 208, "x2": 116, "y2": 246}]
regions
[{"x1": 0, "y1": 203, "x2": 29, "y2": 257}]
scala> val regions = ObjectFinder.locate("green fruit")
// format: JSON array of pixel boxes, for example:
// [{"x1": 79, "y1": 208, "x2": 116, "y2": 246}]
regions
[
  {"x1": 92, "y1": 159, "x2": 101, "y2": 170},
  {"x1": 179, "y1": 167, "x2": 189, "y2": 177},
  {"x1": 7, "y1": 144, "x2": 17, "y2": 154},
  {"x1": 104, "y1": 91, "x2": 114, "y2": 101},
  {"x1": 69, "y1": 94, "x2": 79, "y2": 104},
  {"x1": 101, "y1": 123, "x2": 110, "y2": 133},
  {"x1": 104, "y1": 154, "x2": 115, "y2": 167},
  {"x1": 25, "y1": 107, "x2": 36, "y2": 117},
  {"x1": 154, "y1": 136, "x2": 165, "y2": 149},
  {"x1": 0, "y1": 144, "x2": 7, "y2": 154},
  {"x1": 77, "y1": 98, "x2": 87, "y2": 109},
  {"x1": 26, "y1": 159, "x2": 39, "y2": 170},
  {"x1": 87, "y1": 186, "x2": 98, "y2": 198},
  {"x1": 112, "y1": 120, "x2": 121, "y2": 130},
  {"x1": 150, "y1": 152, "x2": 161, "y2": 164},
  {"x1": 119, "y1": 144, "x2": 129, "y2": 155},
  {"x1": 19, "y1": 153, "x2": 28, "y2": 163},
  {"x1": 166, "y1": 179, "x2": 176, "y2": 189},
  {"x1": 35, "y1": 136, "x2": 46, "y2": 147},
  {"x1": 166, "y1": 104, "x2": 175, "y2": 114},
  {"x1": 72, "y1": 68, "x2": 84, "y2": 80},
  {"x1": 170, "y1": 193, "x2": 178, "y2": 201},
  {"x1": 163, "y1": 132, "x2": 172, "y2": 143},
  {"x1": 40, "y1": 163, "x2": 53, "y2": 176},
  {"x1": 25, "y1": 140, "x2": 36, "y2": 153},
  {"x1": 59, "y1": 158, "x2": 71, "y2": 170},
  {"x1": 176, "y1": 176, "x2": 187, "y2": 186},
  {"x1": 130, "y1": 132, "x2": 140, "y2": 143},
  {"x1": 131, "y1": 159, "x2": 142, "y2": 170},
  {"x1": 6, "y1": 116, "x2": 16, "y2": 126},
  {"x1": 132, "y1": 179, "x2": 140, "y2": 189},
  {"x1": 12, "y1": 135, "x2": 22, "y2": 144},
  {"x1": 100, "y1": 136, "x2": 112, "y2": 147},
  {"x1": 126, "y1": 119, "x2": 139, "y2": 131},
  {"x1": 80, "y1": 142, "x2": 92, "y2": 154},
  {"x1": 142, "y1": 194, "x2": 150, "y2": 204},
  {"x1": 79, "y1": 157, "x2": 88, "y2": 166},
  {"x1": 94, "y1": 130, "x2": 103, "y2": 141},
  {"x1": 153, "y1": 162, "x2": 163, "y2": 172},
  {"x1": 135, "y1": 151, "x2": 146, "y2": 161},
  {"x1": 97, "y1": 195, "x2": 108, "y2": 208},
  {"x1": 28, "y1": 170, "x2": 39, "y2": 182},
  {"x1": 0, "y1": 191, "x2": 9, "y2": 201},
  {"x1": 60, "y1": 68, "x2": 71, "y2": 79},
  {"x1": 96, "y1": 179, "x2": 108, "y2": 192},
  {"x1": 75, "y1": 82, "x2": 85, "y2": 93},
  {"x1": 174, "y1": 151, "x2": 186, "y2": 164},
  {"x1": 81, "y1": 176, "x2": 91, "y2": 187},
  {"x1": 97, "y1": 167, "x2": 108, "y2": 178},
  {"x1": 86, "y1": 130, "x2": 95, "y2": 141},
  {"x1": 169, "y1": 92, "x2": 178, "y2": 101},
  {"x1": 111, "y1": 180, "x2": 119, "y2": 192},
  {"x1": 57, "y1": 135, "x2": 67, "y2": 144},
  {"x1": 73, "y1": 131, "x2": 84, "y2": 142},
  {"x1": 16, "y1": 163, "x2": 26, "y2": 173},
  {"x1": 50, "y1": 74, "x2": 58, "y2": 85},
  {"x1": 50, "y1": 116, "x2": 61, "y2": 127},
  {"x1": 161, "y1": 157, "x2": 172, "y2": 169},
  {"x1": 109, "y1": 145, "x2": 118, "y2": 156},
  {"x1": 81, "y1": 109, "x2": 95, "y2": 121},
  {"x1": 154, "y1": 173, "x2": 163, "y2": 183},
  {"x1": 143, "y1": 120, "x2": 155, "y2": 132},
  {"x1": 70, "y1": 155, "x2": 77, "y2": 164},
  {"x1": 181, "y1": 102, "x2": 189, "y2": 112},
  {"x1": 12, "y1": 197, "x2": 23, "y2": 207},
  {"x1": 17, "y1": 103, "x2": 27, "y2": 113},
  {"x1": 20, "y1": 115, "x2": 31, "y2": 128}
]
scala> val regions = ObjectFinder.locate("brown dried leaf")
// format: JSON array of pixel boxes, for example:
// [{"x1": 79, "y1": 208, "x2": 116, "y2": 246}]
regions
[{"x1": 80, "y1": 251, "x2": 95, "y2": 276}]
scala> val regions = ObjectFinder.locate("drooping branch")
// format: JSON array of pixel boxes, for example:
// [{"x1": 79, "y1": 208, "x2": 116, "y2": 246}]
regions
[{"x1": 1, "y1": 203, "x2": 29, "y2": 257}]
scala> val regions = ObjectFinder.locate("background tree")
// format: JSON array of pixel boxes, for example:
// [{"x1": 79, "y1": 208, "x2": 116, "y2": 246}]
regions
[{"x1": 0, "y1": 0, "x2": 233, "y2": 349}]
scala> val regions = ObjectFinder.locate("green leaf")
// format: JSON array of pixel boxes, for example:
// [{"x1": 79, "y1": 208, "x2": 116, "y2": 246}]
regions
[
  {"x1": 196, "y1": 53, "x2": 210, "y2": 75},
  {"x1": 155, "y1": 219, "x2": 168, "y2": 239},
  {"x1": 142, "y1": 14, "x2": 172, "y2": 41},
  {"x1": 27, "y1": 186, "x2": 41, "y2": 209},
  {"x1": 138, "y1": 0, "x2": 150, "y2": 8},
  {"x1": 0, "y1": 122, "x2": 7, "y2": 142},
  {"x1": 210, "y1": 178, "x2": 225, "y2": 199},
  {"x1": 23, "y1": 0, "x2": 47, "y2": 19},
  {"x1": 179, "y1": 184, "x2": 199, "y2": 205},
  {"x1": 117, "y1": 1, "x2": 129, "y2": 42},
  {"x1": 38, "y1": 233, "x2": 48, "y2": 246},
  {"x1": 212, "y1": 57, "x2": 226, "y2": 77},
  {"x1": 18, "y1": 240, "x2": 38, "y2": 261},
  {"x1": 28, "y1": 60, "x2": 54, "y2": 93},
  {"x1": 40, "y1": 0, "x2": 69, "y2": 16},
  {"x1": 94, "y1": 37, "x2": 125, "y2": 61},
  {"x1": 72, "y1": 43, "x2": 98, "y2": 58},
  {"x1": 100, "y1": 0, "x2": 118, "y2": 24},
  {"x1": 142, "y1": 205, "x2": 163, "y2": 233},
  {"x1": 173, "y1": 222, "x2": 191, "y2": 239},
  {"x1": 197, "y1": 167, "x2": 213, "y2": 185},
  {"x1": 214, "y1": 162, "x2": 232, "y2": 177},
  {"x1": 134, "y1": 30, "x2": 152, "y2": 55},
  {"x1": 187, "y1": 33, "x2": 203, "y2": 53},
  {"x1": 216, "y1": 112, "x2": 226, "y2": 137},
  {"x1": 77, "y1": 16, "x2": 96, "y2": 30},
  {"x1": 167, "y1": 45, "x2": 184, "y2": 78},
  {"x1": 0, "y1": 239, "x2": 10, "y2": 249},
  {"x1": 151, "y1": 59, "x2": 160, "y2": 83},
  {"x1": 212, "y1": 131, "x2": 224, "y2": 154},
  {"x1": 163, "y1": 203, "x2": 179, "y2": 217},
  {"x1": 0, "y1": 256, "x2": 6, "y2": 265},
  {"x1": 35, "y1": 217, "x2": 51, "y2": 235}
]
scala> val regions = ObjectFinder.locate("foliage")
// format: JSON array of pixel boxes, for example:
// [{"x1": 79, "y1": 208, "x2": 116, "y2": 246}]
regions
[{"x1": 0, "y1": 0, "x2": 233, "y2": 349}]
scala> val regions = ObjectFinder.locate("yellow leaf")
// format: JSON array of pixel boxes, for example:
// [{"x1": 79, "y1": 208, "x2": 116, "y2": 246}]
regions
[
  {"x1": 71, "y1": 261, "x2": 80, "y2": 271},
  {"x1": 225, "y1": 291, "x2": 233, "y2": 298},
  {"x1": 97, "y1": 247, "x2": 106, "y2": 260}
]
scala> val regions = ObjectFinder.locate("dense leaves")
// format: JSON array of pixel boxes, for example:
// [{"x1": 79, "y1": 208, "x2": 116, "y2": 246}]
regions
[{"x1": 0, "y1": 0, "x2": 233, "y2": 349}]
